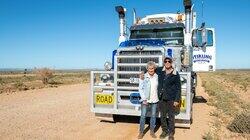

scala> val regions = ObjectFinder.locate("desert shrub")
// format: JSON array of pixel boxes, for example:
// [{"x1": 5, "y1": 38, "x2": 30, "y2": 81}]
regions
[
  {"x1": 35, "y1": 68, "x2": 54, "y2": 85},
  {"x1": 13, "y1": 81, "x2": 28, "y2": 91},
  {"x1": 48, "y1": 79, "x2": 62, "y2": 85},
  {"x1": 0, "y1": 77, "x2": 4, "y2": 85},
  {"x1": 214, "y1": 91, "x2": 239, "y2": 116},
  {"x1": 218, "y1": 71, "x2": 250, "y2": 91},
  {"x1": 240, "y1": 103, "x2": 250, "y2": 111},
  {"x1": 49, "y1": 72, "x2": 90, "y2": 84},
  {"x1": 200, "y1": 72, "x2": 250, "y2": 139},
  {"x1": 202, "y1": 131, "x2": 219, "y2": 140},
  {"x1": 201, "y1": 73, "x2": 239, "y2": 116},
  {"x1": 227, "y1": 111, "x2": 250, "y2": 134},
  {"x1": 202, "y1": 132, "x2": 213, "y2": 140}
]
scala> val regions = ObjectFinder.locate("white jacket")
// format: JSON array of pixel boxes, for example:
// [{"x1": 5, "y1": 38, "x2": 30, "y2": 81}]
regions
[{"x1": 139, "y1": 73, "x2": 159, "y2": 103}]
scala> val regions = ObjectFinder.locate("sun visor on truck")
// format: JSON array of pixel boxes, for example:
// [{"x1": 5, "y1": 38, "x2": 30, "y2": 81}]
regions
[
  {"x1": 119, "y1": 39, "x2": 165, "y2": 47},
  {"x1": 130, "y1": 23, "x2": 185, "y2": 31}
]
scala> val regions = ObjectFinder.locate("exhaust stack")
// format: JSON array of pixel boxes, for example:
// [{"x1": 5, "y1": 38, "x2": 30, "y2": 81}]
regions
[
  {"x1": 133, "y1": 8, "x2": 136, "y2": 25},
  {"x1": 183, "y1": 0, "x2": 192, "y2": 33},
  {"x1": 115, "y1": 6, "x2": 127, "y2": 44}
]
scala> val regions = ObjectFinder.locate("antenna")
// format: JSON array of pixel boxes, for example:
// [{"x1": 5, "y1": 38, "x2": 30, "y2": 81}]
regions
[
  {"x1": 124, "y1": 0, "x2": 128, "y2": 10},
  {"x1": 202, "y1": 0, "x2": 204, "y2": 23}
]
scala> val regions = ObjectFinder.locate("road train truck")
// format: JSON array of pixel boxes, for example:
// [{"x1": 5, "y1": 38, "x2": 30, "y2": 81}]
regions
[{"x1": 90, "y1": 0, "x2": 215, "y2": 128}]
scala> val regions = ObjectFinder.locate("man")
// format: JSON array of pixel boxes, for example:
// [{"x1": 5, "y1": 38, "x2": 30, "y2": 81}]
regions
[
  {"x1": 137, "y1": 61, "x2": 158, "y2": 139},
  {"x1": 157, "y1": 56, "x2": 181, "y2": 140}
]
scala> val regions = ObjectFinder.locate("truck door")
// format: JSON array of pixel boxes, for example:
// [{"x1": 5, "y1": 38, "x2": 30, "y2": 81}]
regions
[{"x1": 192, "y1": 28, "x2": 216, "y2": 71}]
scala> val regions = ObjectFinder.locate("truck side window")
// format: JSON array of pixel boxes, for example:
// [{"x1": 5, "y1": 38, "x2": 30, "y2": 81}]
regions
[
  {"x1": 195, "y1": 30, "x2": 203, "y2": 47},
  {"x1": 207, "y1": 30, "x2": 213, "y2": 46}
]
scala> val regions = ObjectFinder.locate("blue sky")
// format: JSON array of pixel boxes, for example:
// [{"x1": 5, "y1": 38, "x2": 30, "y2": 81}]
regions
[{"x1": 0, "y1": 0, "x2": 249, "y2": 69}]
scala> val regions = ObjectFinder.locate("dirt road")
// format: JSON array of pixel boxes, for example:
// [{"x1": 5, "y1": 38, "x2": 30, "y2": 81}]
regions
[{"x1": 0, "y1": 76, "x2": 213, "y2": 140}]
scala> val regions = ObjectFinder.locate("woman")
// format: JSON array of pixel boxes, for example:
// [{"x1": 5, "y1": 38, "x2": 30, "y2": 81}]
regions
[{"x1": 137, "y1": 61, "x2": 159, "y2": 139}]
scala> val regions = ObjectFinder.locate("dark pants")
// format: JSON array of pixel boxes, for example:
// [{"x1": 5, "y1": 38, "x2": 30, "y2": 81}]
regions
[{"x1": 159, "y1": 100, "x2": 175, "y2": 135}]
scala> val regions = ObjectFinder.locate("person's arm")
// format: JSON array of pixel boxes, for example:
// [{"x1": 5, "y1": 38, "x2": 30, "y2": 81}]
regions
[
  {"x1": 139, "y1": 71, "x2": 144, "y2": 80},
  {"x1": 174, "y1": 73, "x2": 181, "y2": 106},
  {"x1": 139, "y1": 78, "x2": 146, "y2": 102},
  {"x1": 155, "y1": 67, "x2": 161, "y2": 75}
]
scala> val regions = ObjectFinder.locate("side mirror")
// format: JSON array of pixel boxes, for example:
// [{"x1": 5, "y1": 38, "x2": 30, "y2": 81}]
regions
[
  {"x1": 192, "y1": 28, "x2": 214, "y2": 47},
  {"x1": 115, "y1": 6, "x2": 125, "y2": 18}
]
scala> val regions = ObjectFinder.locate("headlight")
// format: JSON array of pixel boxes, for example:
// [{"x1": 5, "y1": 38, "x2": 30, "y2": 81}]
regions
[
  {"x1": 104, "y1": 61, "x2": 112, "y2": 71},
  {"x1": 100, "y1": 74, "x2": 110, "y2": 83}
]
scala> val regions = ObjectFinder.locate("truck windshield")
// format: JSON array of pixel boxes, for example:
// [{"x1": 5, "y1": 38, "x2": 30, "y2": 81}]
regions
[{"x1": 130, "y1": 28, "x2": 184, "y2": 45}]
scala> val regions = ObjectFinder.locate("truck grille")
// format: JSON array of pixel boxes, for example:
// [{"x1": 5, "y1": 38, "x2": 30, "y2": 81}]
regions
[{"x1": 116, "y1": 49, "x2": 164, "y2": 89}]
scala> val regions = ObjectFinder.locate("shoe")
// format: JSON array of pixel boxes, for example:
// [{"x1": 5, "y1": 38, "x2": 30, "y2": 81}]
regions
[
  {"x1": 137, "y1": 132, "x2": 144, "y2": 139},
  {"x1": 159, "y1": 131, "x2": 168, "y2": 139},
  {"x1": 169, "y1": 135, "x2": 174, "y2": 140},
  {"x1": 150, "y1": 130, "x2": 157, "y2": 138}
]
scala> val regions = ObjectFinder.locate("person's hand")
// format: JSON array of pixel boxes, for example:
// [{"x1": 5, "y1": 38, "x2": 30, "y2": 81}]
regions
[
  {"x1": 139, "y1": 71, "x2": 144, "y2": 80},
  {"x1": 142, "y1": 100, "x2": 148, "y2": 105},
  {"x1": 174, "y1": 102, "x2": 179, "y2": 107}
]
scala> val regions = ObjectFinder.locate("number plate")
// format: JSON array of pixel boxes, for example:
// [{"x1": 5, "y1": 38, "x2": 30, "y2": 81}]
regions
[
  {"x1": 95, "y1": 94, "x2": 114, "y2": 105},
  {"x1": 129, "y1": 78, "x2": 139, "y2": 84}
]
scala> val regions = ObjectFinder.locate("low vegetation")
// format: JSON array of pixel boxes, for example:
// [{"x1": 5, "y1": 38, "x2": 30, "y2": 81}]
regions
[
  {"x1": 35, "y1": 68, "x2": 54, "y2": 85},
  {"x1": 200, "y1": 70, "x2": 250, "y2": 139},
  {"x1": 227, "y1": 111, "x2": 250, "y2": 134},
  {"x1": 202, "y1": 132, "x2": 213, "y2": 140},
  {"x1": 216, "y1": 70, "x2": 250, "y2": 91},
  {"x1": 0, "y1": 68, "x2": 90, "y2": 94}
]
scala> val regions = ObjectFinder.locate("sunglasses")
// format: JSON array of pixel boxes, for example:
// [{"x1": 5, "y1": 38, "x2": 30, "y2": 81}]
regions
[{"x1": 164, "y1": 60, "x2": 172, "y2": 63}]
